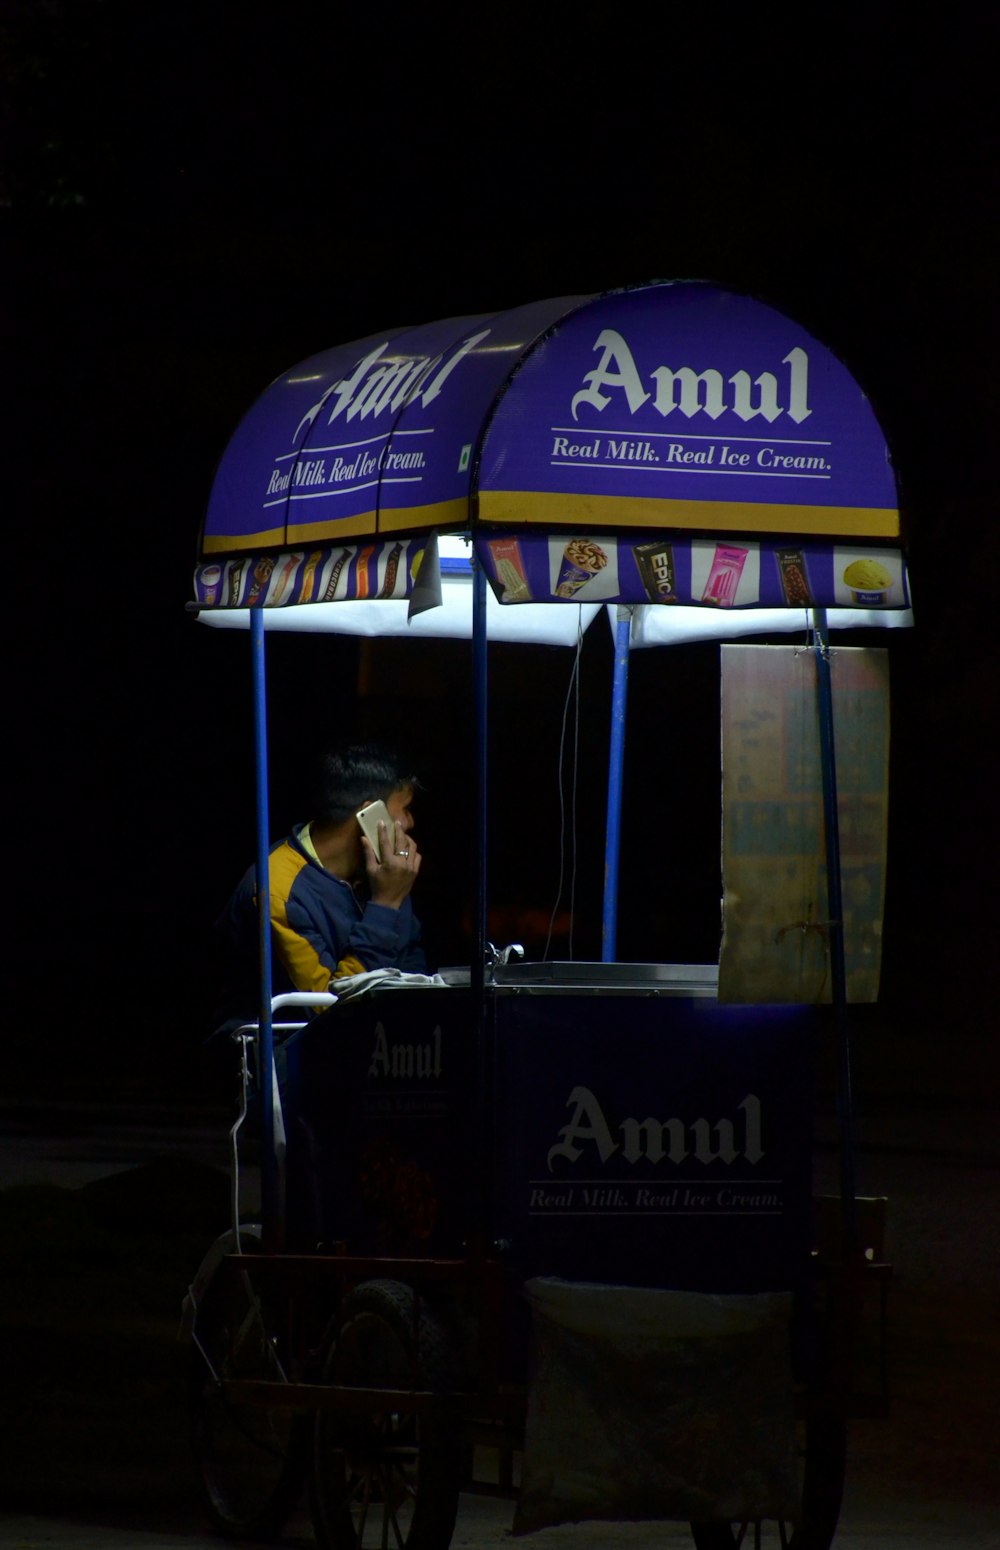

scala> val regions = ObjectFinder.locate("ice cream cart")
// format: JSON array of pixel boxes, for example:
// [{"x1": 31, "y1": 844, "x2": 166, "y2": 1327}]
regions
[{"x1": 182, "y1": 281, "x2": 911, "y2": 1548}]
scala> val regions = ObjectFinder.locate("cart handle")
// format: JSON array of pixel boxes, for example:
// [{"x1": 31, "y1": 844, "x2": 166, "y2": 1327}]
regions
[{"x1": 225, "y1": 992, "x2": 339, "y2": 1042}]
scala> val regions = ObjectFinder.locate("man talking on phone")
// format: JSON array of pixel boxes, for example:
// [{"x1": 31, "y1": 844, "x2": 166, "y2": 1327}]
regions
[{"x1": 216, "y1": 742, "x2": 426, "y2": 1015}]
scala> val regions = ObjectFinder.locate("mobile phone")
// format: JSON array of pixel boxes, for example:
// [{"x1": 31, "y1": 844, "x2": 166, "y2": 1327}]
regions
[{"x1": 356, "y1": 800, "x2": 395, "y2": 863}]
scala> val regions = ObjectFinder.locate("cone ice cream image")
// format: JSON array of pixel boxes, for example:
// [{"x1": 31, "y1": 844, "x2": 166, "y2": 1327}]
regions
[
  {"x1": 843, "y1": 557, "x2": 892, "y2": 604},
  {"x1": 554, "y1": 538, "x2": 608, "y2": 598}
]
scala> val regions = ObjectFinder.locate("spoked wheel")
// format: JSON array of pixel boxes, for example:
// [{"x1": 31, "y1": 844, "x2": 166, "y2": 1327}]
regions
[
  {"x1": 689, "y1": 1415, "x2": 846, "y2": 1550},
  {"x1": 311, "y1": 1279, "x2": 463, "y2": 1550},
  {"x1": 189, "y1": 1226, "x2": 307, "y2": 1540}
]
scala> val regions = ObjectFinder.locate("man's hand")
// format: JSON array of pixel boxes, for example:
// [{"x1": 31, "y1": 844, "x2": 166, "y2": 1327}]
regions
[{"x1": 363, "y1": 820, "x2": 421, "y2": 909}]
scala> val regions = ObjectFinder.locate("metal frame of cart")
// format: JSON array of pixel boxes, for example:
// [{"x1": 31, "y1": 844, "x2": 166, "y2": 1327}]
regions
[{"x1": 182, "y1": 280, "x2": 911, "y2": 1549}]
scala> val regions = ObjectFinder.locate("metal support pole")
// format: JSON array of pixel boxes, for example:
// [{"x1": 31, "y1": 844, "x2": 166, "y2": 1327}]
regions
[
  {"x1": 250, "y1": 609, "x2": 281, "y2": 1250},
  {"x1": 812, "y1": 608, "x2": 858, "y2": 1248},
  {"x1": 602, "y1": 607, "x2": 632, "y2": 963},
  {"x1": 471, "y1": 559, "x2": 493, "y2": 1249},
  {"x1": 472, "y1": 562, "x2": 489, "y2": 996}
]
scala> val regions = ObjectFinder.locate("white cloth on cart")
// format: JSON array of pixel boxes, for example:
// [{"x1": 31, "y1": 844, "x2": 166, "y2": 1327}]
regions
[{"x1": 326, "y1": 967, "x2": 448, "y2": 999}]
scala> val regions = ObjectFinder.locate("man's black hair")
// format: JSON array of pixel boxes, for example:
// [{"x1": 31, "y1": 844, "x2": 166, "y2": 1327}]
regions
[{"x1": 315, "y1": 742, "x2": 420, "y2": 826}]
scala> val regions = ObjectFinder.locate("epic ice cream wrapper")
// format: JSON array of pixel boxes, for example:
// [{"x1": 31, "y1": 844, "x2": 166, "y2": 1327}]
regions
[{"x1": 633, "y1": 541, "x2": 677, "y2": 603}]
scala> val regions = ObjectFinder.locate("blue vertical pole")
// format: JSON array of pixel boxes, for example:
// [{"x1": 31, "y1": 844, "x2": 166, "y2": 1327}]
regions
[
  {"x1": 812, "y1": 608, "x2": 857, "y2": 1246},
  {"x1": 472, "y1": 558, "x2": 492, "y2": 1250},
  {"x1": 250, "y1": 608, "x2": 279, "y2": 1249},
  {"x1": 602, "y1": 607, "x2": 632, "y2": 963},
  {"x1": 472, "y1": 561, "x2": 489, "y2": 993}
]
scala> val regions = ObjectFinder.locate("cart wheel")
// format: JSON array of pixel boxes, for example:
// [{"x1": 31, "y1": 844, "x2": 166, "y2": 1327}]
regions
[
  {"x1": 189, "y1": 1225, "x2": 306, "y2": 1540},
  {"x1": 689, "y1": 1415, "x2": 846, "y2": 1550},
  {"x1": 311, "y1": 1278, "x2": 463, "y2": 1550}
]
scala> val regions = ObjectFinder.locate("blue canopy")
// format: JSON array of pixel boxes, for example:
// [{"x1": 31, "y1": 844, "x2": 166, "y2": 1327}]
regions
[{"x1": 195, "y1": 281, "x2": 910, "y2": 636}]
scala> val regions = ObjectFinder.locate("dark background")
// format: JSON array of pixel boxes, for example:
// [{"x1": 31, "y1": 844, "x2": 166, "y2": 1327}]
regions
[{"x1": 4, "y1": 2, "x2": 998, "y2": 1100}]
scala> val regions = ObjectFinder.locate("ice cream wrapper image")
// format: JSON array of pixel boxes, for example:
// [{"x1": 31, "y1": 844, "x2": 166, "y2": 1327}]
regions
[
  {"x1": 245, "y1": 555, "x2": 276, "y2": 605},
  {"x1": 225, "y1": 558, "x2": 247, "y2": 606},
  {"x1": 354, "y1": 545, "x2": 377, "y2": 599},
  {"x1": 488, "y1": 537, "x2": 532, "y2": 601},
  {"x1": 297, "y1": 550, "x2": 325, "y2": 604},
  {"x1": 554, "y1": 538, "x2": 608, "y2": 598},
  {"x1": 633, "y1": 540, "x2": 678, "y2": 603},
  {"x1": 774, "y1": 547, "x2": 813, "y2": 607},
  {"x1": 198, "y1": 563, "x2": 222, "y2": 605},
  {"x1": 321, "y1": 547, "x2": 352, "y2": 601},
  {"x1": 268, "y1": 553, "x2": 304, "y2": 606},
  {"x1": 843, "y1": 556, "x2": 892, "y2": 605},
  {"x1": 702, "y1": 544, "x2": 748, "y2": 608},
  {"x1": 378, "y1": 542, "x2": 405, "y2": 598}
]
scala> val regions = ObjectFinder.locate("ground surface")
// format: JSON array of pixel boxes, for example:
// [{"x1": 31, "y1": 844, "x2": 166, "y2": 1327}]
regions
[{"x1": 1, "y1": 1021, "x2": 997, "y2": 1549}]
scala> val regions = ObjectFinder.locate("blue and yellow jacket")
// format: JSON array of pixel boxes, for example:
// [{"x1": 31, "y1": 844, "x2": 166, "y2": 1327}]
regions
[{"x1": 217, "y1": 824, "x2": 425, "y2": 1011}]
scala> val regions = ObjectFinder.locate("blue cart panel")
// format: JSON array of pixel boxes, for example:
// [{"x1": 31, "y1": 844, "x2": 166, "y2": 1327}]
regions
[{"x1": 282, "y1": 975, "x2": 816, "y2": 1294}]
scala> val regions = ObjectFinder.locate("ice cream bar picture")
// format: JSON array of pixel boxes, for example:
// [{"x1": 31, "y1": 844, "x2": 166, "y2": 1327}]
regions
[
  {"x1": 488, "y1": 537, "x2": 532, "y2": 601},
  {"x1": 270, "y1": 554, "x2": 303, "y2": 606},
  {"x1": 774, "y1": 547, "x2": 813, "y2": 607},
  {"x1": 702, "y1": 544, "x2": 748, "y2": 608},
  {"x1": 245, "y1": 555, "x2": 276, "y2": 605},
  {"x1": 298, "y1": 550, "x2": 325, "y2": 604},
  {"x1": 226, "y1": 558, "x2": 247, "y2": 605},
  {"x1": 632, "y1": 541, "x2": 678, "y2": 603},
  {"x1": 321, "y1": 548, "x2": 351, "y2": 601},
  {"x1": 379, "y1": 542, "x2": 404, "y2": 598}
]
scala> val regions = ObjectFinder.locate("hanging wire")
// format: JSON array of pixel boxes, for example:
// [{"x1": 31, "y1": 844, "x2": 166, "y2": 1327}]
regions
[
  {"x1": 543, "y1": 609, "x2": 585, "y2": 961},
  {"x1": 794, "y1": 607, "x2": 813, "y2": 657}
]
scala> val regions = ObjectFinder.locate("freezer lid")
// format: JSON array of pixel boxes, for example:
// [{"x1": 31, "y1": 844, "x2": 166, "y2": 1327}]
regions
[{"x1": 490, "y1": 961, "x2": 720, "y2": 994}]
